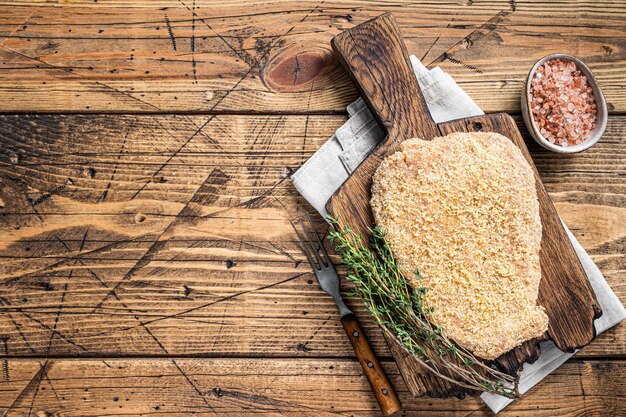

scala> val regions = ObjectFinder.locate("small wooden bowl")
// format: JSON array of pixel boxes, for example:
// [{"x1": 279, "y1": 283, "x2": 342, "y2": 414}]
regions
[{"x1": 521, "y1": 54, "x2": 607, "y2": 153}]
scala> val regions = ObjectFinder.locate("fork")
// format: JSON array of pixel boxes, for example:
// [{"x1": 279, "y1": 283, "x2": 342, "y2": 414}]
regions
[{"x1": 292, "y1": 214, "x2": 402, "y2": 416}]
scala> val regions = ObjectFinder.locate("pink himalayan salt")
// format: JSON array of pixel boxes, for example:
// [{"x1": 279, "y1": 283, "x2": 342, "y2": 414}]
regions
[{"x1": 529, "y1": 58, "x2": 597, "y2": 147}]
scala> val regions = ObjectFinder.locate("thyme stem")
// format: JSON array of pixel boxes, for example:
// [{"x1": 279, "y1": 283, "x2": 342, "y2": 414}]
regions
[{"x1": 327, "y1": 216, "x2": 519, "y2": 398}]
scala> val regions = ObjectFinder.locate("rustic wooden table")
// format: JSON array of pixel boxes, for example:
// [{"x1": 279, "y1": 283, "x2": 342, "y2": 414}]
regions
[{"x1": 0, "y1": 1, "x2": 624, "y2": 416}]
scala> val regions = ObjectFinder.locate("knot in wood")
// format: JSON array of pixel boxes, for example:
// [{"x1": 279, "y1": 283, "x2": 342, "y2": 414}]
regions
[{"x1": 263, "y1": 47, "x2": 333, "y2": 92}]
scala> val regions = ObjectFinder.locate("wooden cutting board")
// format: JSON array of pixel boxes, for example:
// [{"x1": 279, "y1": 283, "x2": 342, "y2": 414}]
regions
[{"x1": 327, "y1": 13, "x2": 602, "y2": 398}]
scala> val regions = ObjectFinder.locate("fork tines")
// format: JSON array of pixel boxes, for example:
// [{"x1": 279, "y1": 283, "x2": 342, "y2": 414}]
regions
[{"x1": 290, "y1": 214, "x2": 330, "y2": 271}]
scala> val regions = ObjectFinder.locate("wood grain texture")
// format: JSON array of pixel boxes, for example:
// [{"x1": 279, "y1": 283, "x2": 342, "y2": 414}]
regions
[
  {"x1": 0, "y1": 1, "x2": 625, "y2": 112},
  {"x1": 326, "y1": 14, "x2": 601, "y2": 398},
  {"x1": 0, "y1": 2, "x2": 624, "y2": 413},
  {"x1": 0, "y1": 114, "x2": 623, "y2": 362},
  {"x1": 1, "y1": 358, "x2": 624, "y2": 416}
]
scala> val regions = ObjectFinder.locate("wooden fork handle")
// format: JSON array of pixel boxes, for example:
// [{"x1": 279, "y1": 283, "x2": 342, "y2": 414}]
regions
[{"x1": 341, "y1": 313, "x2": 401, "y2": 416}]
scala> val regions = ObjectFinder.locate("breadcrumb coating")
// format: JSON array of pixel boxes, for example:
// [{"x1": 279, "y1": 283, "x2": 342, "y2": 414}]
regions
[{"x1": 371, "y1": 132, "x2": 549, "y2": 360}]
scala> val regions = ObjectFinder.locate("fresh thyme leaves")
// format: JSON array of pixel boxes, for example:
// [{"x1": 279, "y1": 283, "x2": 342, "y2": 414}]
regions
[{"x1": 327, "y1": 216, "x2": 520, "y2": 398}]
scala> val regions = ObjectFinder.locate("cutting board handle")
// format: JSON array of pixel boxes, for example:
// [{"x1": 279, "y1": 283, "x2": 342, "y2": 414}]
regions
[{"x1": 331, "y1": 13, "x2": 438, "y2": 143}]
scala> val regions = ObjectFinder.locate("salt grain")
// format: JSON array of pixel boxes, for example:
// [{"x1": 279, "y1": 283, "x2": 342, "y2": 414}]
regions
[{"x1": 529, "y1": 58, "x2": 597, "y2": 147}]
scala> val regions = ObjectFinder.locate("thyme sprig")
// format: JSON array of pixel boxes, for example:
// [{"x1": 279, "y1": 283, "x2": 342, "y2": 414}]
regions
[{"x1": 327, "y1": 217, "x2": 519, "y2": 398}]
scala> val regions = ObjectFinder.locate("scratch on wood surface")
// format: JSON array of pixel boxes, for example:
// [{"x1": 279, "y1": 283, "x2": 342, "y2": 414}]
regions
[
  {"x1": 26, "y1": 361, "x2": 47, "y2": 417},
  {"x1": 1, "y1": 337, "x2": 8, "y2": 381},
  {"x1": 172, "y1": 360, "x2": 219, "y2": 414},
  {"x1": 2, "y1": 360, "x2": 47, "y2": 416},
  {"x1": 296, "y1": 316, "x2": 331, "y2": 353},
  {"x1": 89, "y1": 166, "x2": 231, "y2": 314},
  {"x1": 129, "y1": 115, "x2": 215, "y2": 200},
  {"x1": 420, "y1": 35, "x2": 441, "y2": 62},
  {"x1": 0, "y1": 11, "x2": 35, "y2": 47},
  {"x1": 99, "y1": 129, "x2": 128, "y2": 202},
  {"x1": 55, "y1": 236, "x2": 176, "y2": 361},
  {"x1": 26, "y1": 197, "x2": 44, "y2": 223},
  {"x1": 194, "y1": 175, "x2": 288, "y2": 221},
  {"x1": 2, "y1": 231, "x2": 120, "y2": 353},
  {"x1": 177, "y1": 0, "x2": 253, "y2": 68},
  {"x1": 31, "y1": 183, "x2": 67, "y2": 207},
  {"x1": 1, "y1": 237, "x2": 135, "y2": 284},
  {"x1": 268, "y1": 240, "x2": 298, "y2": 264},
  {"x1": 0, "y1": 298, "x2": 89, "y2": 352},
  {"x1": 428, "y1": 10, "x2": 510, "y2": 67},
  {"x1": 0, "y1": 46, "x2": 162, "y2": 111},
  {"x1": 190, "y1": 0, "x2": 198, "y2": 83},
  {"x1": 209, "y1": 237, "x2": 242, "y2": 352},
  {"x1": 183, "y1": 167, "x2": 230, "y2": 208},
  {"x1": 6, "y1": 170, "x2": 48, "y2": 222},
  {"x1": 211, "y1": 386, "x2": 341, "y2": 416},
  {"x1": 56, "y1": 236, "x2": 177, "y2": 361},
  {"x1": 4, "y1": 310, "x2": 38, "y2": 354},
  {"x1": 44, "y1": 231, "x2": 90, "y2": 354},
  {"x1": 88, "y1": 272, "x2": 308, "y2": 338},
  {"x1": 181, "y1": 117, "x2": 243, "y2": 166},
  {"x1": 420, "y1": 12, "x2": 458, "y2": 62},
  {"x1": 444, "y1": 54, "x2": 483, "y2": 73},
  {"x1": 40, "y1": 363, "x2": 63, "y2": 412},
  {"x1": 256, "y1": 374, "x2": 285, "y2": 416},
  {"x1": 86, "y1": 239, "x2": 167, "y2": 315},
  {"x1": 163, "y1": 11, "x2": 177, "y2": 51},
  {"x1": 240, "y1": 176, "x2": 288, "y2": 210}
]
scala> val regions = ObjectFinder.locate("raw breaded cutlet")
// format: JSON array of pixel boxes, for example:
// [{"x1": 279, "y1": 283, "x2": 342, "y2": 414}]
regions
[{"x1": 371, "y1": 132, "x2": 549, "y2": 360}]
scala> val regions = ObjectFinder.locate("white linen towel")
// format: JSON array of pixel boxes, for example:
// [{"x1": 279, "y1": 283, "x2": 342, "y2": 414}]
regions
[{"x1": 290, "y1": 55, "x2": 625, "y2": 414}]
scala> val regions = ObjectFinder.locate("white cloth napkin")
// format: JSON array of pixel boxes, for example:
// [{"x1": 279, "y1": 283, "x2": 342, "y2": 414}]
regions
[{"x1": 291, "y1": 55, "x2": 625, "y2": 413}]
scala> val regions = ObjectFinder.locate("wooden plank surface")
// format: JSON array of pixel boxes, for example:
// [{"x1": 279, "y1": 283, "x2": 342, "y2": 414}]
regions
[
  {"x1": 1, "y1": 358, "x2": 625, "y2": 416},
  {"x1": 0, "y1": 1, "x2": 625, "y2": 113},
  {"x1": 0, "y1": 114, "x2": 623, "y2": 360},
  {"x1": 1, "y1": 1, "x2": 624, "y2": 414}
]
